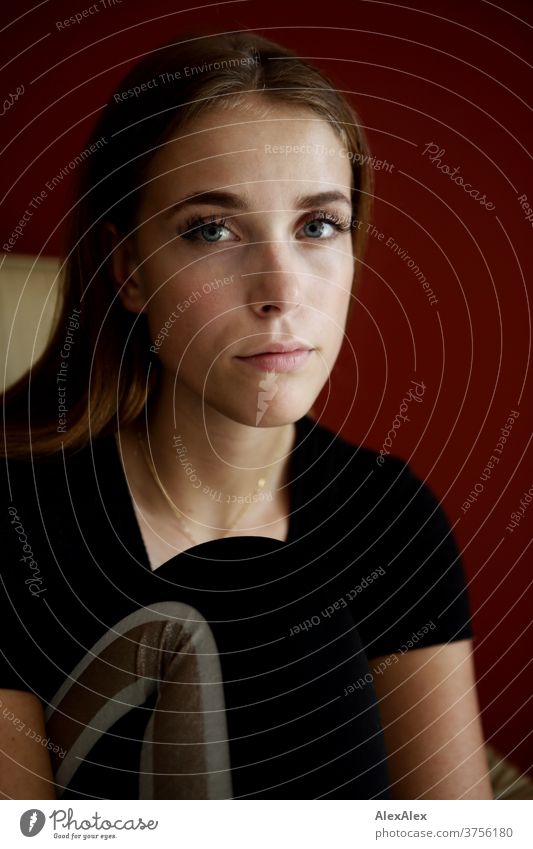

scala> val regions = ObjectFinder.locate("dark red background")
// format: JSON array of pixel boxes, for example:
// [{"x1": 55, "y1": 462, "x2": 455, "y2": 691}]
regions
[{"x1": 1, "y1": 0, "x2": 532, "y2": 777}]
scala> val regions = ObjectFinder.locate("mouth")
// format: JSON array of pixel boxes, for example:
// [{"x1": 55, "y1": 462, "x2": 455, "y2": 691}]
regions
[{"x1": 235, "y1": 348, "x2": 314, "y2": 373}]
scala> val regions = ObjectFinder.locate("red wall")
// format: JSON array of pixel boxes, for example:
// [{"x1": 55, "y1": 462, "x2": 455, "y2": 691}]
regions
[{"x1": 2, "y1": 0, "x2": 532, "y2": 777}]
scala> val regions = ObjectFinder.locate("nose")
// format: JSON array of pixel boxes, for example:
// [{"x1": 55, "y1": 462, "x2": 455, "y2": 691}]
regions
[{"x1": 243, "y1": 240, "x2": 304, "y2": 318}]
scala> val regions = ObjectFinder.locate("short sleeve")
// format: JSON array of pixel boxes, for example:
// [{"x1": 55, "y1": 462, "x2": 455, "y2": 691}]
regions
[
  {"x1": 0, "y1": 580, "x2": 35, "y2": 692},
  {"x1": 350, "y1": 455, "x2": 474, "y2": 660}
]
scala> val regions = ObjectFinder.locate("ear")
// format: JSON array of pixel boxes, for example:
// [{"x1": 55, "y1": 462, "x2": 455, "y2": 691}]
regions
[{"x1": 103, "y1": 222, "x2": 147, "y2": 314}]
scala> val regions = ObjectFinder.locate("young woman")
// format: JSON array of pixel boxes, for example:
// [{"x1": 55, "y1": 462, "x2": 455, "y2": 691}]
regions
[{"x1": 0, "y1": 31, "x2": 492, "y2": 800}]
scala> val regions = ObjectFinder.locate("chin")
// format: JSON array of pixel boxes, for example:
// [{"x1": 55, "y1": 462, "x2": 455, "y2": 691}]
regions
[
  {"x1": 203, "y1": 373, "x2": 321, "y2": 428},
  {"x1": 238, "y1": 395, "x2": 315, "y2": 429}
]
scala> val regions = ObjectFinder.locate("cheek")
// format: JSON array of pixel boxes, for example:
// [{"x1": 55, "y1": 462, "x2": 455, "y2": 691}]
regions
[
  {"x1": 313, "y1": 258, "x2": 352, "y2": 359},
  {"x1": 334, "y1": 256, "x2": 355, "y2": 318},
  {"x1": 311, "y1": 237, "x2": 354, "y2": 287},
  {"x1": 313, "y1": 257, "x2": 353, "y2": 322},
  {"x1": 144, "y1": 278, "x2": 237, "y2": 370}
]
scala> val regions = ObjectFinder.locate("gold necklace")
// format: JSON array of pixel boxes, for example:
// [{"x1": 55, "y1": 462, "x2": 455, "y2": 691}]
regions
[{"x1": 136, "y1": 430, "x2": 270, "y2": 547}]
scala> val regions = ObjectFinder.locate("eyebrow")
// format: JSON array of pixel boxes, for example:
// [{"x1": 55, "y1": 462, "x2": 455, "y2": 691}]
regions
[{"x1": 163, "y1": 189, "x2": 352, "y2": 218}]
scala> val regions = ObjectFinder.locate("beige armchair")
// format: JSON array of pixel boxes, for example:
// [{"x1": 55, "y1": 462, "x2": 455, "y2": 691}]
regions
[{"x1": 0, "y1": 253, "x2": 60, "y2": 391}]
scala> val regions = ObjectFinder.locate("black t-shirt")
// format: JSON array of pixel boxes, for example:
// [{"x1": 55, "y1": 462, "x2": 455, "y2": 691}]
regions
[{"x1": 0, "y1": 414, "x2": 473, "y2": 799}]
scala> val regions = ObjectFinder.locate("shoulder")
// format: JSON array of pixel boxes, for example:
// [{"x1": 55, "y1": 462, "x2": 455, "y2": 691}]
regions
[
  {"x1": 1, "y1": 434, "x2": 116, "y2": 485},
  {"x1": 0, "y1": 435, "x2": 115, "y2": 548},
  {"x1": 298, "y1": 417, "x2": 473, "y2": 655},
  {"x1": 298, "y1": 414, "x2": 435, "y2": 506},
  {"x1": 297, "y1": 414, "x2": 383, "y2": 477}
]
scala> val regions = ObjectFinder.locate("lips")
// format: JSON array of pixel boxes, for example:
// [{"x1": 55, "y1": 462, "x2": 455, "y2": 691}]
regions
[
  {"x1": 235, "y1": 348, "x2": 314, "y2": 373},
  {"x1": 239, "y1": 342, "x2": 313, "y2": 357}
]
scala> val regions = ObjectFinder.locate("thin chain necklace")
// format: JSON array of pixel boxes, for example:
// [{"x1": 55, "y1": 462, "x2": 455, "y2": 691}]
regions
[{"x1": 136, "y1": 430, "x2": 270, "y2": 547}]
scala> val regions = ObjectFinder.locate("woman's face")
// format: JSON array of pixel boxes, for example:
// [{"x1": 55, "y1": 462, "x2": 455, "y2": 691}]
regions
[{"x1": 121, "y1": 98, "x2": 355, "y2": 427}]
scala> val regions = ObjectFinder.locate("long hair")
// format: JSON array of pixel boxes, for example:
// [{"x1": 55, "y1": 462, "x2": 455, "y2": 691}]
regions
[{"x1": 2, "y1": 30, "x2": 373, "y2": 459}]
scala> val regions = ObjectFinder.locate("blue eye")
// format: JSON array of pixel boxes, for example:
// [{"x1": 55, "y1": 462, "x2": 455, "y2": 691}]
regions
[
  {"x1": 197, "y1": 222, "x2": 228, "y2": 242},
  {"x1": 179, "y1": 216, "x2": 235, "y2": 243},
  {"x1": 298, "y1": 211, "x2": 352, "y2": 240},
  {"x1": 302, "y1": 219, "x2": 334, "y2": 238}
]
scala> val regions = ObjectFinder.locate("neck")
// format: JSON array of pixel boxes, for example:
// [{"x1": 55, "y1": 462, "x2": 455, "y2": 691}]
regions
[{"x1": 122, "y1": 377, "x2": 298, "y2": 532}]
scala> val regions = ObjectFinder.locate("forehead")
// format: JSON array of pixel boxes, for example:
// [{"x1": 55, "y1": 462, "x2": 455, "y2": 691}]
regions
[{"x1": 142, "y1": 99, "x2": 354, "y2": 207}]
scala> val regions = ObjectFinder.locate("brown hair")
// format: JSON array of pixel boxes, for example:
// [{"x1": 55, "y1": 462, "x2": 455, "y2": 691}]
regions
[{"x1": 2, "y1": 31, "x2": 373, "y2": 459}]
